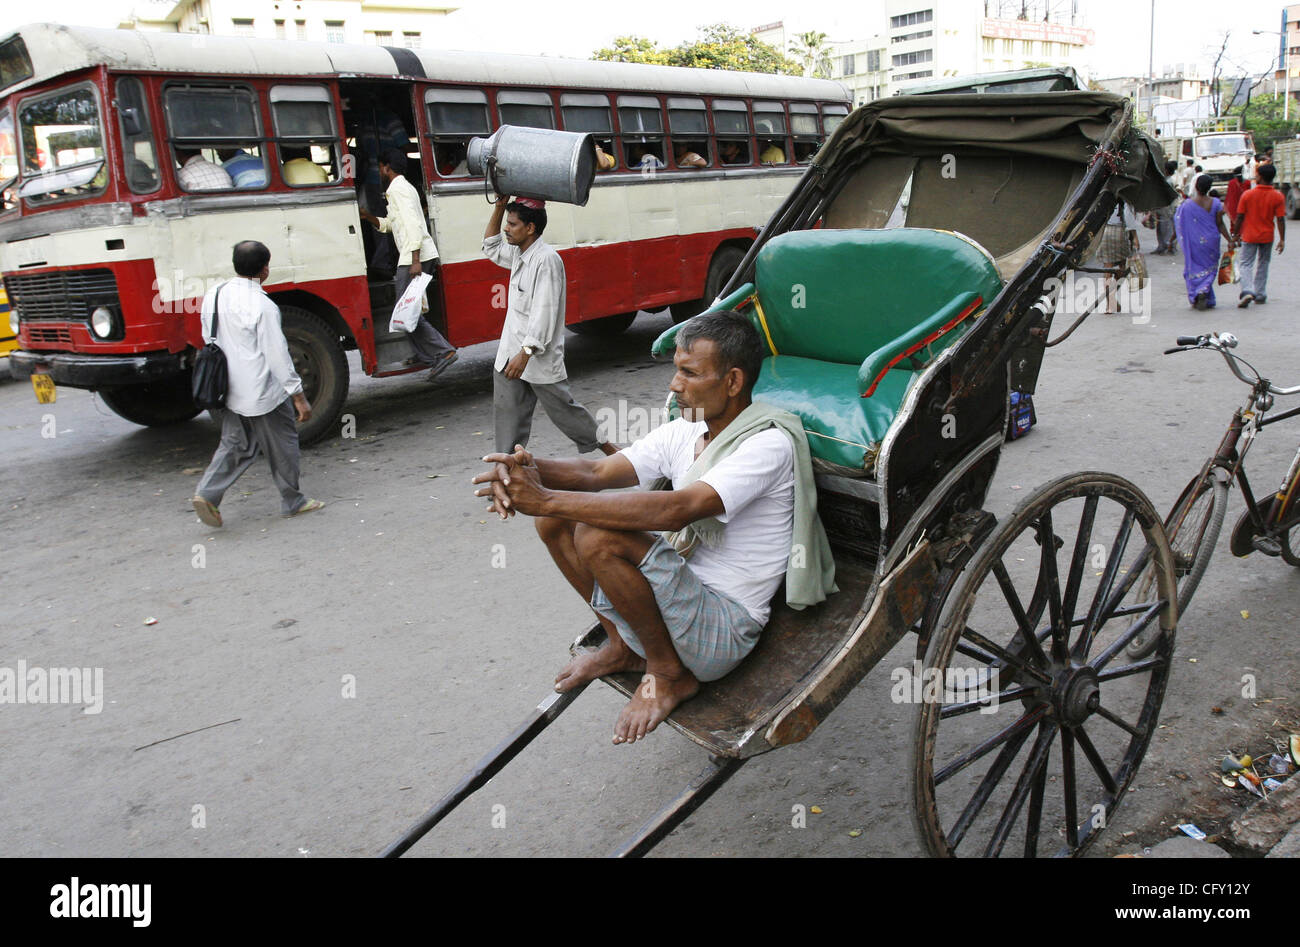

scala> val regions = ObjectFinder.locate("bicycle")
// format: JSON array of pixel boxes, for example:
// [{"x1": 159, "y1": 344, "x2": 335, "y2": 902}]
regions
[{"x1": 1128, "y1": 331, "x2": 1300, "y2": 659}]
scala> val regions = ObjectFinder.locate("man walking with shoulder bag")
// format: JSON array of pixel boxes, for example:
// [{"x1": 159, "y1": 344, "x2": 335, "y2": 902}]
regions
[{"x1": 191, "y1": 241, "x2": 325, "y2": 527}]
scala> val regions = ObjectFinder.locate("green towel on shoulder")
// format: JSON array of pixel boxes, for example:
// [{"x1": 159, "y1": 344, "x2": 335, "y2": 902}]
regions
[{"x1": 662, "y1": 400, "x2": 838, "y2": 610}]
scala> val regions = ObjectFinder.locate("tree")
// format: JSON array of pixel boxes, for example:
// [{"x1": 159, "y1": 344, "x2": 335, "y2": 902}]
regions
[
  {"x1": 591, "y1": 36, "x2": 668, "y2": 65},
  {"x1": 788, "y1": 30, "x2": 832, "y2": 79},
  {"x1": 593, "y1": 23, "x2": 801, "y2": 75},
  {"x1": 1228, "y1": 92, "x2": 1300, "y2": 149}
]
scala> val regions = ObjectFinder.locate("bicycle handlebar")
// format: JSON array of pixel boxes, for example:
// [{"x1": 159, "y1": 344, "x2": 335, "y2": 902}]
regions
[{"x1": 1167, "y1": 332, "x2": 1300, "y2": 396}]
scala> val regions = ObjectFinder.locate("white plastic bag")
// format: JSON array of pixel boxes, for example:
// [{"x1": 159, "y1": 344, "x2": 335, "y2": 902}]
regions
[{"x1": 389, "y1": 272, "x2": 432, "y2": 333}]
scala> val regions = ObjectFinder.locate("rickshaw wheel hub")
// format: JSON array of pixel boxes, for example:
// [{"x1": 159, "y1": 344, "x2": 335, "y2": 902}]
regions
[{"x1": 1055, "y1": 666, "x2": 1100, "y2": 727}]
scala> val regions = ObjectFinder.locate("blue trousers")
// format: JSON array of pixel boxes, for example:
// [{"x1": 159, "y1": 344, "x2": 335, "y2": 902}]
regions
[{"x1": 1238, "y1": 241, "x2": 1274, "y2": 301}]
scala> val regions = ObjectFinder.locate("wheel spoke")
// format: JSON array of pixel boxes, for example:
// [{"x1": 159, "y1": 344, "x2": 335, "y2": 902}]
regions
[
  {"x1": 1095, "y1": 543, "x2": 1156, "y2": 627},
  {"x1": 961, "y1": 628, "x2": 1054, "y2": 685},
  {"x1": 1097, "y1": 657, "x2": 1165, "y2": 682},
  {"x1": 955, "y1": 640, "x2": 999, "y2": 666},
  {"x1": 1036, "y1": 511, "x2": 1068, "y2": 660},
  {"x1": 1061, "y1": 494, "x2": 1099, "y2": 628},
  {"x1": 945, "y1": 711, "x2": 1041, "y2": 849},
  {"x1": 1074, "y1": 509, "x2": 1136, "y2": 660},
  {"x1": 935, "y1": 705, "x2": 1045, "y2": 786},
  {"x1": 1090, "y1": 600, "x2": 1166, "y2": 670},
  {"x1": 1024, "y1": 739, "x2": 1049, "y2": 857},
  {"x1": 1074, "y1": 724, "x2": 1120, "y2": 796},
  {"x1": 1061, "y1": 727, "x2": 1079, "y2": 849},
  {"x1": 991, "y1": 560, "x2": 1051, "y2": 669},
  {"x1": 1074, "y1": 602, "x2": 1151, "y2": 626},
  {"x1": 940, "y1": 684, "x2": 1041, "y2": 718},
  {"x1": 984, "y1": 721, "x2": 1058, "y2": 857},
  {"x1": 1091, "y1": 702, "x2": 1144, "y2": 738}
]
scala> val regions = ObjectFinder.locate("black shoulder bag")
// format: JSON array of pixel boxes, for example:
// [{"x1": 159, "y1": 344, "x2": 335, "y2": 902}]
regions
[{"x1": 192, "y1": 281, "x2": 230, "y2": 411}]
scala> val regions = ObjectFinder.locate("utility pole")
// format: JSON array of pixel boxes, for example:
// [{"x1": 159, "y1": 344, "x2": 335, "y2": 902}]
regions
[{"x1": 1147, "y1": 0, "x2": 1155, "y2": 127}]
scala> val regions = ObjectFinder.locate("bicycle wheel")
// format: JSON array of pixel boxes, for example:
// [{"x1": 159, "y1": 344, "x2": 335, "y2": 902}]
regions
[
  {"x1": 1282, "y1": 529, "x2": 1300, "y2": 567},
  {"x1": 1126, "y1": 468, "x2": 1228, "y2": 659}
]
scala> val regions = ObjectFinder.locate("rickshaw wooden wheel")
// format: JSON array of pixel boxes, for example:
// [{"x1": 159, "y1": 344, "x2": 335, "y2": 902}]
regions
[{"x1": 911, "y1": 472, "x2": 1177, "y2": 857}]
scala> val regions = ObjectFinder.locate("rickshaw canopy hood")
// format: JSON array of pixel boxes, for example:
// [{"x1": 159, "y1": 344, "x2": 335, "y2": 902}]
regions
[{"x1": 817, "y1": 91, "x2": 1175, "y2": 212}]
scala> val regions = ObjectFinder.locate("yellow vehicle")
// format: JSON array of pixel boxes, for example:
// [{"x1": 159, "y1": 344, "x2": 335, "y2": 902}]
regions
[{"x1": 0, "y1": 285, "x2": 16, "y2": 358}]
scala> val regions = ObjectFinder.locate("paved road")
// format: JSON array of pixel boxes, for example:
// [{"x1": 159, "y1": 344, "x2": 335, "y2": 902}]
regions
[{"x1": 3, "y1": 228, "x2": 1299, "y2": 857}]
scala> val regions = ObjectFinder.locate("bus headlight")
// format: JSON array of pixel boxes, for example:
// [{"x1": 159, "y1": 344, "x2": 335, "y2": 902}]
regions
[
  {"x1": 90, "y1": 306, "x2": 116, "y2": 339},
  {"x1": 8, "y1": 308, "x2": 17, "y2": 336}
]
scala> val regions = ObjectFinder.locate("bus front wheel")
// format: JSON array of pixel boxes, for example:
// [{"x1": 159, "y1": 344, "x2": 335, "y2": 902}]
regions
[
  {"x1": 670, "y1": 245, "x2": 747, "y2": 323},
  {"x1": 281, "y1": 306, "x2": 349, "y2": 447},
  {"x1": 98, "y1": 374, "x2": 202, "y2": 427}
]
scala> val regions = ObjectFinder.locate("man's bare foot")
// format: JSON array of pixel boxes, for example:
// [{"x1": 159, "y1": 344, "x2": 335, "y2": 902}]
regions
[
  {"x1": 554, "y1": 641, "x2": 645, "y2": 693},
  {"x1": 612, "y1": 668, "x2": 699, "y2": 744}
]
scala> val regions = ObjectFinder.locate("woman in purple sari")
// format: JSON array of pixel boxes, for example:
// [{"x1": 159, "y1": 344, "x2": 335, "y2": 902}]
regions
[{"x1": 1174, "y1": 174, "x2": 1235, "y2": 310}]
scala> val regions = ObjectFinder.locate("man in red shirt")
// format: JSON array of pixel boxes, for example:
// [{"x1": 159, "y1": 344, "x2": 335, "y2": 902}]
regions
[
  {"x1": 1233, "y1": 163, "x2": 1286, "y2": 307},
  {"x1": 1225, "y1": 165, "x2": 1250, "y2": 220}
]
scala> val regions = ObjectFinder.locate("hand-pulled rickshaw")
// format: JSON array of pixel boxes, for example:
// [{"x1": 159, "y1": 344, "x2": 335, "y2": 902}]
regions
[{"x1": 383, "y1": 92, "x2": 1181, "y2": 857}]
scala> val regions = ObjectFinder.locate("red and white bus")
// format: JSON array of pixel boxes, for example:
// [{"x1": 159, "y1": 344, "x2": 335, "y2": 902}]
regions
[{"x1": 0, "y1": 24, "x2": 848, "y2": 442}]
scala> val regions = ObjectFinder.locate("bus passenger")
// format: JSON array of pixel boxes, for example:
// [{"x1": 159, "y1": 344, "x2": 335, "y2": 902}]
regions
[
  {"x1": 281, "y1": 147, "x2": 329, "y2": 185},
  {"x1": 594, "y1": 143, "x2": 616, "y2": 171},
  {"x1": 359, "y1": 149, "x2": 459, "y2": 379},
  {"x1": 176, "y1": 149, "x2": 233, "y2": 191},
  {"x1": 673, "y1": 142, "x2": 707, "y2": 168},
  {"x1": 220, "y1": 148, "x2": 268, "y2": 188},
  {"x1": 626, "y1": 142, "x2": 665, "y2": 171},
  {"x1": 719, "y1": 140, "x2": 748, "y2": 165},
  {"x1": 759, "y1": 140, "x2": 785, "y2": 164}
]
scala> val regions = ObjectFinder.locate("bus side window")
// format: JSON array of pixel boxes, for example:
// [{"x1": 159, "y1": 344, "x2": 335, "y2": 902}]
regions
[
  {"x1": 790, "y1": 103, "x2": 820, "y2": 165},
  {"x1": 753, "y1": 102, "x2": 788, "y2": 166},
  {"x1": 270, "y1": 84, "x2": 341, "y2": 187},
  {"x1": 425, "y1": 88, "x2": 490, "y2": 178},
  {"x1": 667, "y1": 97, "x2": 708, "y2": 168},
  {"x1": 617, "y1": 95, "x2": 665, "y2": 172},
  {"x1": 713, "y1": 99, "x2": 751, "y2": 166},
  {"x1": 116, "y1": 76, "x2": 159, "y2": 193},
  {"x1": 561, "y1": 92, "x2": 616, "y2": 172},
  {"x1": 164, "y1": 84, "x2": 265, "y2": 191}
]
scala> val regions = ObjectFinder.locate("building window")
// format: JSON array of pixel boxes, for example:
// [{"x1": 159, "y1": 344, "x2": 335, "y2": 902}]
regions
[
  {"x1": 232, "y1": 18, "x2": 254, "y2": 37},
  {"x1": 1002, "y1": 38, "x2": 1013, "y2": 55},
  {"x1": 889, "y1": 9, "x2": 933, "y2": 29},
  {"x1": 983, "y1": 38, "x2": 994, "y2": 55},
  {"x1": 898, "y1": 70, "x2": 933, "y2": 80},
  {"x1": 891, "y1": 29, "x2": 933, "y2": 43},
  {"x1": 295, "y1": 19, "x2": 307, "y2": 40},
  {"x1": 891, "y1": 49, "x2": 933, "y2": 67},
  {"x1": 325, "y1": 20, "x2": 345, "y2": 44},
  {"x1": 866, "y1": 49, "x2": 881, "y2": 72},
  {"x1": 372, "y1": 30, "x2": 392, "y2": 45},
  {"x1": 403, "y1": 31, "x2": 421, "y2": 49},
  {"x1": 840, "y1": 54, "x2": 856, "y2": 76},
  {"x1": 274, "y1": 19, "x2": 285, "y2": 39}
]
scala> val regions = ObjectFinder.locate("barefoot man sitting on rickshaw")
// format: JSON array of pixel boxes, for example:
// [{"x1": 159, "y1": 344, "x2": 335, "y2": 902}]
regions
[{"x1": 473, "y1": 311, "x2": 836, "y2": 745}]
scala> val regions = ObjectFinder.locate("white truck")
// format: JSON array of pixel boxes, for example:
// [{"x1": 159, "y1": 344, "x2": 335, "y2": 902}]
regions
[
  {"x1": 1270, "y1": 138, "x2": 1300, "y2": 218},
  {"x1": 1156, "y1": 117, "x2": 1255, "y2": 197}
]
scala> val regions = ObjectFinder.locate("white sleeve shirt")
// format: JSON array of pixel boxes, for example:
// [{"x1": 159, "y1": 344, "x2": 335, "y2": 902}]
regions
[
  {"x1": 200, "y1": 278, "x2": 303, "y2": 417},
  {"x1": 374, "y1": 174, "x2": 439, "y2": 262},
  {"x1": 484, "y1": 233, "x2": 569, "y2": 384}
]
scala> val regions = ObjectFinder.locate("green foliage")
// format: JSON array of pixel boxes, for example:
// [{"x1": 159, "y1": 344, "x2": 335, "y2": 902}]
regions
[
  {"x1": 1227, "y1": 93, "x2": 1300, "y2": 150},
  {"x1": 593, "y1": 23, "x2": 802, "y2": 75},
  {"x1": 788, "y1": 30, "x2": 832, "y2": 79}
]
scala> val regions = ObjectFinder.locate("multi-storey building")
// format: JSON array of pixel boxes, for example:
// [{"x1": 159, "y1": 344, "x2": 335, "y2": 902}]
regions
[{"x1": 118, "y1": 0, "x2": 458, "y2": 48}]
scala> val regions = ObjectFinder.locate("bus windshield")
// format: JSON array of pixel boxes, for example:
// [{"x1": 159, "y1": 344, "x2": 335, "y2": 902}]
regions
[
  {"x1": 1197, "y1": 134, "x2": 1249, "y2": 157},
  {"x1": 17, "y1": 84, "x2": 106, "y2": 202},
  {"x1": 0, "y1": 109, "x2": 16, "y2": 210}
]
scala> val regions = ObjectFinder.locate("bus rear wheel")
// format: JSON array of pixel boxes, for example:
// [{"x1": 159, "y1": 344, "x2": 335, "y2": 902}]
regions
[
  {"x1": 281, "y1": 305, "x2": 349, "y2": 447},
  {"x1": 569, "y1": 311, "x2": 637, "y2": 336},
  {"x1": 670, "y1": 244, "x2": 747, "y2": 323},
  {"x1": 98, "y1": 374, "x2": 201, "y2": 427}
]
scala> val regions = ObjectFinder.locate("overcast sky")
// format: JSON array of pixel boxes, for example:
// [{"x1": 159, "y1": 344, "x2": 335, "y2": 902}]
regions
[{"x1": 0, "y1": 0, "x2": 1293, "y2": 82}]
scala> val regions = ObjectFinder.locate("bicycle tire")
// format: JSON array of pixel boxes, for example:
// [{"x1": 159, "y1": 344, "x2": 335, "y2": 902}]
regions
[
  {"x1": 1127, "y1": 469, "x2": 1229, "y2": 659},
  {"x1": 1282, "y1": 528, "x2": 1300, "y2": 567}
]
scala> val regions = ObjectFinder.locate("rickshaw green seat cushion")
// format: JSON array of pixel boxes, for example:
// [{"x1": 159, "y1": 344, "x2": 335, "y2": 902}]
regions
[
  {"x1": 752, "y1": 228, "x2": 1002, "y2": 365},
  {"x1": 753, "y1": 357, "x2": 919, "y2": 470}
]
